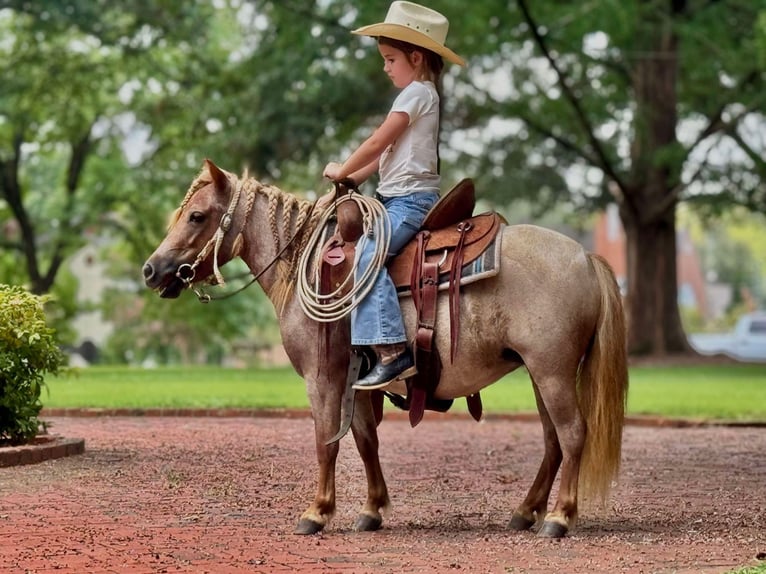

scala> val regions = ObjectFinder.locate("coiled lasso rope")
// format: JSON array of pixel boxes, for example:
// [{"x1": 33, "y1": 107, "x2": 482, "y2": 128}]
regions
[{"x1": 297, "y1": 191, "x2": 391, "y2": 322}]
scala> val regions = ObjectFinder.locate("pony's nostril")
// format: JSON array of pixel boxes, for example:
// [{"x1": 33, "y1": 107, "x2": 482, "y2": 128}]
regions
[{"x1": 142, "y1": 262, "x2": 154, "y2": 280}]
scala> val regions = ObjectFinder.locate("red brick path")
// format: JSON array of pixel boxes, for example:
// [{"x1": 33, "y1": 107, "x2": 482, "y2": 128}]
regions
[{"x1": 1, "y1": 416, "x2": 764, "y2": 573}]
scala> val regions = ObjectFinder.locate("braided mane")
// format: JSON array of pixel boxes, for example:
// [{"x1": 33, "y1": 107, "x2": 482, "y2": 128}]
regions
[
  {"x1": 172, "y1": 166, "x2": 325, "y2": 313},
  {"x1": 238, "y1": 175, "x2": 324, "y2": 314}
]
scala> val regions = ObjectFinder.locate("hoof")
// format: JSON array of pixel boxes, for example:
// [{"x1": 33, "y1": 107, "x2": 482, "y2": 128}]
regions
[
  {"x1": 538, "y1": 520, "x2": 568, "y2": 538},
  {"x1": 354, "y1": 513, "x2": 382, "y2": 532},
  {"x1": 509, "y1": 513, "x2": 536, "y2": 531},
  {"x1": 294, "y1": 518, "x2": 325, "y2": 535}
]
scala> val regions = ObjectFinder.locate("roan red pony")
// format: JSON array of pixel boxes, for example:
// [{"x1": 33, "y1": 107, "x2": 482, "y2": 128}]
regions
[{"x1": 143, "y1": 160, "x2": 628, "y2": 538}]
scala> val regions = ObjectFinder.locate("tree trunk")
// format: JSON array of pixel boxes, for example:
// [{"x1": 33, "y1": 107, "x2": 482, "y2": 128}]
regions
[
  {"x1": 621, "y1": 203, "x2": 691, "y2": 355},
  {"x1": 1, "y1": 129, "x2": 91, "y2": 295},
  {"x1": 620, "y1": 1, "x2": 692, "y2": 356}
]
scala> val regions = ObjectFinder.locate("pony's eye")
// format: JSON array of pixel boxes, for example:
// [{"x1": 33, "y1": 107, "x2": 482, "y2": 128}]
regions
[{"x1": 189, "y1": 211, "x2": 205, "y2": 224}]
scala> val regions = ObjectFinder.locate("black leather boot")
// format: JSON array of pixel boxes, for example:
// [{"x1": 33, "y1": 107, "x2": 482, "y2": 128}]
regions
[{"x1": 352, "y1": 346, "x2": 416, "y2": 390}]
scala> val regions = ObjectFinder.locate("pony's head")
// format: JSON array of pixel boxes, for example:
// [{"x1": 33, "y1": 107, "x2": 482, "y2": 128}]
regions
[{"x1": 143, "y1": 159, "x2": 238, "y2": 298}]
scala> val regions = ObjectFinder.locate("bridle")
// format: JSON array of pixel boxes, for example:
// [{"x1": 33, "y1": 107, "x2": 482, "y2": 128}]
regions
[
  {"x1": 174, "y1": 175, "x2": 314, "y2": 303},
  {"x1": 173, "y1": 175, "x2": 245, "y2": 302}
]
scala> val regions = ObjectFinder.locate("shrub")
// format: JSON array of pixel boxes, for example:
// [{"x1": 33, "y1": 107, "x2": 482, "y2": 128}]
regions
[{"x1": 0, "y1": 284, "x2": 65, "y2": 445}]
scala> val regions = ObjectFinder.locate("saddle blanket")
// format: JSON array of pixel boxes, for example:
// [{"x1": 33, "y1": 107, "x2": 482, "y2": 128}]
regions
[{"x1": 395, "y1": 228, "x2": 503, "y2": 298}]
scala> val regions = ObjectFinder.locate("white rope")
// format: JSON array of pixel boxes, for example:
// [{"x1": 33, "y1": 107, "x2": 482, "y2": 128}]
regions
[{"x1": 297, "y1": 193, "x2": 391, "y2": 322}]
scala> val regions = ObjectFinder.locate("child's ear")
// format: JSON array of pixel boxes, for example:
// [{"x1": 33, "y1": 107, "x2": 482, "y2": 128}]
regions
[{"x1": 411, "y1": 50, "x2": 424, "y2": 67}]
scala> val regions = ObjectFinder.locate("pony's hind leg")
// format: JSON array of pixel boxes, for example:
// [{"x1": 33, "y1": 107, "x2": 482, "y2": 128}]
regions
[
  {"x1": 510, "y1": 382, "x2": 562, "y2": 532},
  {"x1": 349, "y1": 391, "x2": 390, "y2": 532},
  {"x1": 529, "y1": 371, "x2": 586, "y2": 538}
]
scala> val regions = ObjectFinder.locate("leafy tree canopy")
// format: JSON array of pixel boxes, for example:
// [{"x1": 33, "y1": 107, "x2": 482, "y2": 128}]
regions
[{"x1": 2, "y1": 0, "x2": 765, "y2": 359}]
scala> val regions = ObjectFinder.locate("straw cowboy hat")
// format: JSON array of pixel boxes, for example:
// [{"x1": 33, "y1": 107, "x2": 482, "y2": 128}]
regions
[{"x1": 352, "y1": 1, "x2": 465, "y2": 66}]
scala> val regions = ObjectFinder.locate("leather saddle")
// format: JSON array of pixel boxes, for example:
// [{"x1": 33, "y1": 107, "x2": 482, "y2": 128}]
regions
[
  {"x1": 388, "y1": 211, "x2": 502, "y2": 292},
  {"x1": 323, "y1": 179, "x2": 501, "y2": 296},
  {"x1": 319, "y1": 179, "x2": 504, "y2": 426}
]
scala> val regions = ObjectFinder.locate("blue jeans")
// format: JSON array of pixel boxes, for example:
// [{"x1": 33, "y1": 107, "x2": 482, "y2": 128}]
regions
[{"x1": 351, "y1": 191, "x2": 440, "y2": 346}]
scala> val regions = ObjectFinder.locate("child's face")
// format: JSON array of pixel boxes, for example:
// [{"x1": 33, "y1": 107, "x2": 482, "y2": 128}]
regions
[{"x1": 378, "y1": 44, "x2": 420, "y2": 89}]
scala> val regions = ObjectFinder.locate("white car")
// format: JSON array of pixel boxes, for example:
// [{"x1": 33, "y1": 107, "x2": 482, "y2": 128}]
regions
[{"x1": 689, "y1": 312, "x2": 766, "y2": 362}]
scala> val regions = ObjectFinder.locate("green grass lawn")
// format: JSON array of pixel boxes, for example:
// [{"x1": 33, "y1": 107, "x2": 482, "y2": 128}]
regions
[
  {"x1": 727, "y1": 565, "x2": 766, "y2": 574},
  {"x1": 626, "y1": 364, "x2": 766, "y2": 420},
  {"x1": 44, "y1": 366, "x2": 309, "y2": 410},
  {"x1": 44, "y1": 363, "x2": 766, "y2": 420}
]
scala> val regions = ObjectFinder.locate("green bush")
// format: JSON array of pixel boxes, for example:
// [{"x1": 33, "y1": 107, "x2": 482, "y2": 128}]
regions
[{"x1": 0, "y1": 284, "x2": 65, "y2": 445}]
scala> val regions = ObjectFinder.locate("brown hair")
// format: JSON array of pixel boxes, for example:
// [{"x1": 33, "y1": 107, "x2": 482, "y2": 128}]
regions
[
  {"x1": 377, "y1": 36, "x2": 444, "y2": 87},
  {"x1": 377, "y1": 36, "x2": 446, "y2": 172}
]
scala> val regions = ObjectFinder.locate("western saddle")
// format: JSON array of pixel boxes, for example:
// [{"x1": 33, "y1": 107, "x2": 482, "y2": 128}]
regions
[{"x1": 319, "y1": 179, "x2": 504, "y2": 427}]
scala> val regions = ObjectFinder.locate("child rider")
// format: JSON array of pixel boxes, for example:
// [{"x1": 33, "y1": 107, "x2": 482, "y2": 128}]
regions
[{"x1": 322, "y1": 1, "x2": 465, "y2": 390}]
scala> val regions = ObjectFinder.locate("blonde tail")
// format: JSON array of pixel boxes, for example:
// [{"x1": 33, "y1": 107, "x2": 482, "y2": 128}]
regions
[{"x1": 578, "y1": 254, "x2": 629, "y2": 506}]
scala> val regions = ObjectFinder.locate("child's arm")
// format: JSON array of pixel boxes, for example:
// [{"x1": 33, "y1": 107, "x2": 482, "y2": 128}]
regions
[
  {"x1": 324, "y1": 111, "x2": 408, "y2": 181},
  {"x1": 348, "y1": 159, "x2": 379, "y2": 185}
]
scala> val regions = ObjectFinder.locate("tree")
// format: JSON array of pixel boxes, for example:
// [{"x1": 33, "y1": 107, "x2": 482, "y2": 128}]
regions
[
  {"x1": 443, "y1": 0, "x2": 766, "y2": 355},
  {"x1": 4, "y1": 0, "x2": 764, "y2": 360},
  {"x1": 0, "y1": 2, "x2": 289, "y2": 359},
  {"x1": 181, "y1": 1, "x2": 396, "y2": 187},
  {"x1": 0, "y1": 2, "x2": 222, "y2": 294},
  {"x1": 0, "y1": 0, "x2": 391, "y2": 284}
]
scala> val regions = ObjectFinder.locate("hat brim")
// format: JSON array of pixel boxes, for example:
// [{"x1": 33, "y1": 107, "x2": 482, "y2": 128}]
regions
[{"x1": 352, "y1": 23, "x2": 465, "y2": 66}]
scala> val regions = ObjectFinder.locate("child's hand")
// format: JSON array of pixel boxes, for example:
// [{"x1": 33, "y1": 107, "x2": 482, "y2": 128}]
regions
[{"x1": 323, "y1": 162, "x2": 343, "y2": 181}]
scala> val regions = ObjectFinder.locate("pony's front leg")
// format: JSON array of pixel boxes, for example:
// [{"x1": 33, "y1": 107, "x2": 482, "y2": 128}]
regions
[
  {"x1": 295, "y1": 373, "x2": 344, "y2": 535},
  {"x1": 350, "y1": 391, "x2": 390, "y2": 531},
  {"x1": 295, "y1": 435, "x2": 339, "y2": 534}
]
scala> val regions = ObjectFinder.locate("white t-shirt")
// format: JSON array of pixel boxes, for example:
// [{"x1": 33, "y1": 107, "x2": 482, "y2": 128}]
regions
[{"x1": 377, "y1": 81, "x2": 441, "y2": 197}]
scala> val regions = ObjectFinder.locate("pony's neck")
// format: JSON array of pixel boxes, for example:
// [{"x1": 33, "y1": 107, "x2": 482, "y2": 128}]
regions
[{"x1": 237, "y1": 176, "x2": 320, "y2": 314}]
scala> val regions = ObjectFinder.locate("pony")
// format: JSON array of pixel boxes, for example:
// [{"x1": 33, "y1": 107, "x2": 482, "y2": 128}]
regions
[{"x1": 143, "y1": 159, "x2": 628, "y2": 538}]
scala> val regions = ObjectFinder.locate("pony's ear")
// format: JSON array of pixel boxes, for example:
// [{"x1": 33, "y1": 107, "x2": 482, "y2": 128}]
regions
[{"x1": 204, "y1": 159, "x2": 229, "y2": 192}]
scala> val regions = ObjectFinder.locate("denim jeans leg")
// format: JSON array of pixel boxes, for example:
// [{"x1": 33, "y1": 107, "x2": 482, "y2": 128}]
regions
[
  {"x1": 351, "y1": 192, "x2": 439, "y2": 346},
  {"x1": 351, "y1": 235, "x2": 401, "y2": 345},
  {"x1": 384, "y1": 192, "x2": 440, "y2": 255}
]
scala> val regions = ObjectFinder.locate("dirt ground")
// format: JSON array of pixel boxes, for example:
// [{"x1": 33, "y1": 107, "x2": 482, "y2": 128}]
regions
[{"x1": 1, "y1": 415, "x2": 764, "y2": 574}]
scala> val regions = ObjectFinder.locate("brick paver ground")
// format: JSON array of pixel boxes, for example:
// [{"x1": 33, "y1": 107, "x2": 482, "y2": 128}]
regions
[{"x1": 1, "y1": 415, "x2": 764, "y2": 573}]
